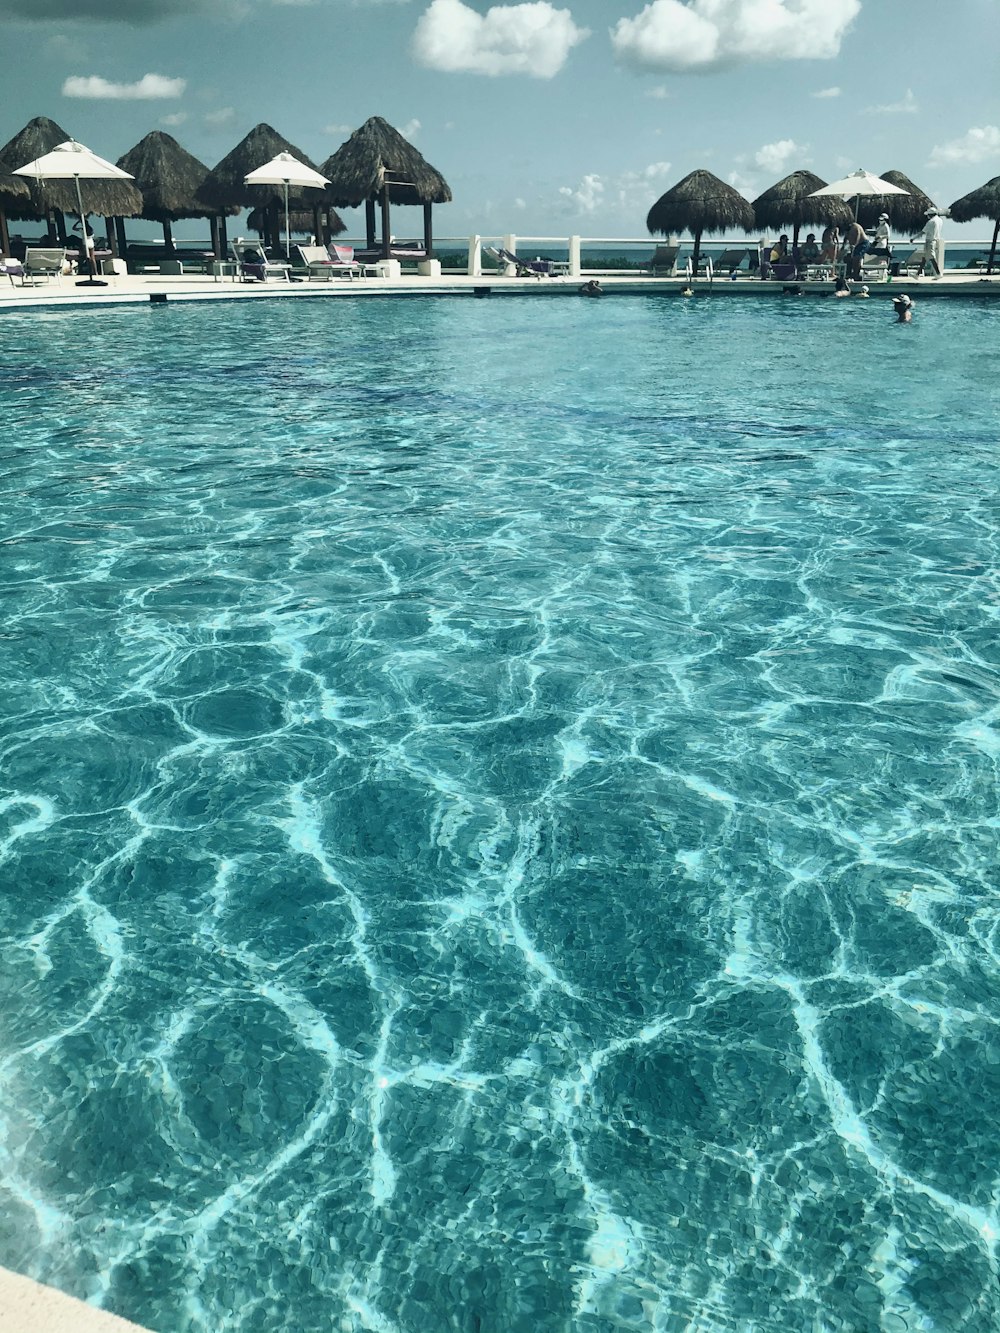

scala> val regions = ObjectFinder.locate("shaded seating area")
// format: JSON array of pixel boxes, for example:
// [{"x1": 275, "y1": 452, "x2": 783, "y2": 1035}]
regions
[{"x1": 320, "y1": 117, "x2": 450, "y2": 268}]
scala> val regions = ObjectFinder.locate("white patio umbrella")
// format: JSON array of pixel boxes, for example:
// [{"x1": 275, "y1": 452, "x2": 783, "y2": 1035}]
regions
[
  {"x1": 243, "y1": 152, "x2": 329, "y2": 259},
  {"x1": 14, "y1": 138, "x2": 135, "y2": 287},
  {"x1": 808, "y1": 168, "x2": 909, "y2": 218}
]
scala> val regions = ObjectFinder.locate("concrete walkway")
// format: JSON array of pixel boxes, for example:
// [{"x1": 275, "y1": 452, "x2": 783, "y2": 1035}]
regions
[
  {"x1": 0, "y1": 1266, "x2": 155, "y2": 1333},
  {"x1": 1, "y1": 267, "x2": 997, "y2": 312}
]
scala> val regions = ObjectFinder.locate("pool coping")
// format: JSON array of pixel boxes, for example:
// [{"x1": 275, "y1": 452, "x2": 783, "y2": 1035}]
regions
[
  {"x1": 0, "y1": 1265, "x2": 156, "y2": 1332},
  {"x1": 1, "y1": 269, "x2": 998, "y2": 312}
]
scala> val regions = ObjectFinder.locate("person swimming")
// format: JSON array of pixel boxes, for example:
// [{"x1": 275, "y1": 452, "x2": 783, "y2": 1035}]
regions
[
  {"x1": 892, "y1": 293, "x2": 914, "y2": 322},
  {"x1": 579, "y1": 279, "x2": 603, "y2": 297}
]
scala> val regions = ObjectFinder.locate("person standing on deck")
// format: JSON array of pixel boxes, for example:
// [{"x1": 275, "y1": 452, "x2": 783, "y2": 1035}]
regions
[
  {"x1": 911, "y1": 207, "x2": 944, "y2": 276},
  {"x1": 843, "y1": 218, "x2": 869, "y2": 280}
]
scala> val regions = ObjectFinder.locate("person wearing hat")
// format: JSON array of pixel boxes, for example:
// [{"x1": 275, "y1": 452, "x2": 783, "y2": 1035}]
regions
[
  {"x1": 871, "y1": 213, "x2": 891, "y2": 260},
  {"x1": 892, "y1": 293, "x2": 914, "y2": 322},
  {"x1": 910, "y1": 207, "x2": 944, "y2": 276}
]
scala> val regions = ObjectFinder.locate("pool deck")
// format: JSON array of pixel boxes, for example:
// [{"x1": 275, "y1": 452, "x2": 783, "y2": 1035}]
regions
[
  {"x1": 1, "y1": 267, "x2": 998, "y2": 311},
  {"x1": 0, "y1": 1265, "x2": 156, "y2": 1333}
]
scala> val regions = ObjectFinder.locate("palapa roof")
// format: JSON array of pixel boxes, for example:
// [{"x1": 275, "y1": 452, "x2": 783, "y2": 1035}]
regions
[
  {"x1": 117, "y1": 131, "x2": 234, "y2": 222},
  {"x1": 752, "y1": 170, "x2": 852, "y2": 231},
  {"x1": 0, "y1": 114, "x2": 142, "y2": 218},
  {"x1": 319, "y1": 116, "x2": 452, "y2": 208},
  {"x1": 247, "y1": 205, "x2": 345, "y2": 236},
  {"x1": 647, "y1": 169, "x2": 754, "y2": 237},
  {"x1": 0, "y1": 155, "x2": 30, "y2": 211},
  {"x1": 197, "y1": 123, "x2": 332, "y2": 212},
  {"x1": 856, "y1": 170, "x2": 932, "y2": 231},
  {"x1": 948, "y1": 175, "x2": 1000, "y2": 223}
]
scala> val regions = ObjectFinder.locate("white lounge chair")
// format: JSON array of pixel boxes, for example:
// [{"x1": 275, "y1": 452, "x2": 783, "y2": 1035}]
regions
[
  {"x1": 21, "y1": 247, "x2": 66, "y2": 285},
  {"x1": 329, "y1": 244, "x2": 380, "y2": 277},
  {"x1": 230, "y1": 239, "x2": 292, "y2": 283}
]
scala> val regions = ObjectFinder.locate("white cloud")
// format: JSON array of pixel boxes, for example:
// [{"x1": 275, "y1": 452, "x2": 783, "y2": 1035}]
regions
[
  {"x1": 867, "y1": 87, "x2": 917, "y2": 114},
  {"x1": 161, "y1": 111, "x2": 188, "y2": 126},
  {"x1": 514, "y1": 196, "x2": 526, "y2": 209},
  {"x1": 611, "y1": 0, "x2": 860, "y2": 73},
  {"x1": 928, "y1": 125, "x2": 1000, "y2": 166},
  {"x1": 400, "y1": 118, "x2": 421, "y2": 139},
  {"x1": 645, "y1": 83, "x2": 671, "y2": 98},
  {"x1": 754, "y1": 137, "x2": 806, "y2": 174},
  {"x1": 413, "y1": 0, "x2": 589, "y2": 77},
  {"x1": 323, "y1": 123, "x2": 353, "y2": 136},
  {"x1": 204, "y1": 107, "x2": 236, "y2": 126},
  {"x1": 812, "y1": 85, "x2": 840, "y2": 98},
  {"x1": 62, "y1": 72, "x2": 186, "y2": 98},
  {"x1": 558, "y1": 161, "x2": 672, "y2": 218},
  {"x1": 559, "y1": 173, "x2": 605, "y2": 214}
]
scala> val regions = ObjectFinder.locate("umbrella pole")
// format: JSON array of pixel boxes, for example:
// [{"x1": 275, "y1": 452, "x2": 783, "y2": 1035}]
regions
[
  {"x1": 284, "y1": 181, "x2": 290, "y2": 261},
  {"x1": 72, "y1": 172, "x2": 106, "y2": 286}
]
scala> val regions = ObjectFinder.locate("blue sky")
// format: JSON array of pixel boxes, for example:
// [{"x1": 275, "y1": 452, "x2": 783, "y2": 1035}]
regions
[{"x1": 1, "y1": 0, "x2": 998, "y2": 243}]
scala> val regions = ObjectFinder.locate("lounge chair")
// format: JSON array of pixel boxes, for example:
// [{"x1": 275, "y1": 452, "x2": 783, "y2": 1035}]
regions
[
  {"x1": 330, "y1": 243, "x2": 381, "y2": 277},
  {"x1": 230, "y1": 240, "x2": 292, "y2": 283},
  {"x1": 711, "y1": 248, "x2": 748, "y2": 276},
  {"x1": 297, "y1": 243, "x2": 355, "y2": 281},
  {"x1": 21, "y1": 247, "x2": 66, "y2": 285},
  {"x1": 1, "y1": 257, "x2": 24, "y2": 286},
  {"x1": 650, "y1": 244, "x2": 680, "y2": 276},
  {"x1": 356, "y1": 242, "x2": 426, "y2": 261},
  {"x1": 485, "y1": 245, "x2": 547, "y2": 278},
  {"x1": 859, "y1": 251, "x2": 890, "y2": 282},
  {"x1": 891, "y1": 248, "x2": 924, "y2": 277}
]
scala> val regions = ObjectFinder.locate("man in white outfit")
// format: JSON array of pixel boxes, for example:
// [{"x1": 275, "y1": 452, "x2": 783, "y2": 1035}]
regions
[{"x1": 911, "y1": 207, "x2": 943, "y2": 276}]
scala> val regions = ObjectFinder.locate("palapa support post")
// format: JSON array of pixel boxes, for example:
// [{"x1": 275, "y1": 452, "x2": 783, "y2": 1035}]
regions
[
  {"x1": 0, "y1": 210, "x2": 10, "y2": 257},
  {"x1": 380, "y1": 183, "x2": 391, "y2": 260},
  {"x1": 366, "y1": 198, "x2": 376, "y2": 251},
  {"x1": 423, "y1": 201, "x2": 433, "y2": 259},
  {"x1": 115, "y1": 217, "x2": 128, "y2": 261},
  {"x1": 163, "y1": 218, "x2": 175, "y2": 256}
]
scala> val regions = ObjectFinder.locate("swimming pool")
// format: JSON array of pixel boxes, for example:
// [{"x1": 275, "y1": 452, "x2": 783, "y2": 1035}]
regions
[{"x1": 2, "y1": 295, "x2": 999, "y2": 1333}]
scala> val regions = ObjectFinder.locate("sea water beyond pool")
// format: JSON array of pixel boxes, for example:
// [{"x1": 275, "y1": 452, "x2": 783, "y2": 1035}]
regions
[{"x1": 1, "y1": 295, "x2": 999, "y2": 1333}]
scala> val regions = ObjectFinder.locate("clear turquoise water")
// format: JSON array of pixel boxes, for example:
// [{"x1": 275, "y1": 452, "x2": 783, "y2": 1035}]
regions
[{"x1": 2, "y1": 294, "x2": 1000, "y2": 1333}]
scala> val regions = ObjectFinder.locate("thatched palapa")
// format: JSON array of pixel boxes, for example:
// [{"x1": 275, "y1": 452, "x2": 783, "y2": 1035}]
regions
[
  {"x1": 752, "y1": 170, "x2": 852, "y2": 249},
  {"x1": 1, "y1": 115, "x2": 142, "y2": 223},
  {"x1": 116, "y1": 130, "x2": 236, "y2": 255},
  {"x1": 197, "y1": 123, "x2": 336, "y2": 250},
  {"x1": 0, "y1": 155, "x2": 30, "y2": 255},
  {"x1": 320, "y1": 116, "x2": 451, "y2": 259},
  {"x1": 949, "y1": 175, "x2": 1000, "y2": 273},
  {"x1": 856, "y1": 170, "x2": 932, "y2": 232},
  {"x1": 647, "y1": 169, "x2": 754, "y2": 270}
]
